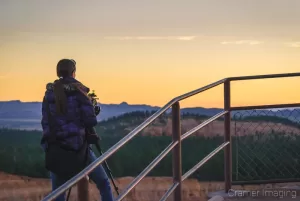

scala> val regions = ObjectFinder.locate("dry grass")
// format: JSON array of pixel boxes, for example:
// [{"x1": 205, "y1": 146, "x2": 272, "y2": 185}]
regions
[
  {"x1": 1, "y1": 172, "x2": 300, "y2": 201},
  {"x1": 0, "y1": 172, "x2": 203, "y2": 201}
]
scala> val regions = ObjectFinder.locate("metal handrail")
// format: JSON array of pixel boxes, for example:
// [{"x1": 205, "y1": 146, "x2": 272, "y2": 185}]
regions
[
  {"x1": 181, "y1": 141, "x2": 230, "y2": 181},
  {"x1": 42, "y1": 72, "x2": 300, "y2": 201},
  {"x1": 42, "y1": 78, "x2": 226, "y2": 201},
  {"x1": 160, "y1": 182, "x2": 179, "y2": 201},
  {"x1": 228, "y1": 72, "x2": 300, "y2": 81},
  {"x1": 181, "y1": 111, "x2": 227, "y2": 141}
]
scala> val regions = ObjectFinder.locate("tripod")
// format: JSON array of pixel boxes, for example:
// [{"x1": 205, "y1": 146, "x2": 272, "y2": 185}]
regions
[{"x1": 66, "y1": 134, "x2": 119, "y2": 201}]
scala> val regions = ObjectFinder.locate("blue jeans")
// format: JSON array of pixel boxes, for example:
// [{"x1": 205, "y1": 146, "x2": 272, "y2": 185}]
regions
[{"x1": 50, "y1": 149, "x2": 114, "y2": 201}]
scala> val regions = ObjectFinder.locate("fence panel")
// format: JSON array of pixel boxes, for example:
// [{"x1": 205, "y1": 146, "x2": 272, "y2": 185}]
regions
[{"x1": 232, "y1": 108, "x2": 300, "y2": 182}]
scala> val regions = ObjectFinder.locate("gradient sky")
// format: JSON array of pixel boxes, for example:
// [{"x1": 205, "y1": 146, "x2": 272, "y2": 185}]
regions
[{"x1": 0, "y1": 0, "x2": 299, "y2": 108}]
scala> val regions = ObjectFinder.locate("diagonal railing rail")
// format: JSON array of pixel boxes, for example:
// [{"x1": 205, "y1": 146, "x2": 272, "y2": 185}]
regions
[{"x1": 42, "y1": 72, "x2": 300, "y2": 201}]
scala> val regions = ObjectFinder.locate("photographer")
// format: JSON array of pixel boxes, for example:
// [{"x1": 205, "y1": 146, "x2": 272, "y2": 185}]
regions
[{"x1": 41, "y1": 59, "x2": 114, "y2": 201}]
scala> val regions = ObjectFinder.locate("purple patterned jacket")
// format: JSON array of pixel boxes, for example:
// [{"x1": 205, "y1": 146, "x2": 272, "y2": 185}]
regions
[{"x1": 40, "y1": 77, "x2": 97, "y2": 151}]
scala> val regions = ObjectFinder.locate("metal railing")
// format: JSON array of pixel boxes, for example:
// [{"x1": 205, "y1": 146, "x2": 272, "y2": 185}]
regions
[{"x1": 42, "y1": 72, "x2": 300, "y2": 201}]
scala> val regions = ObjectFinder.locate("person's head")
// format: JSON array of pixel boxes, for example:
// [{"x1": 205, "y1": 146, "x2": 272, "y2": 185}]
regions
[
  {"x1": 53, "y1": 58, "x2": 76, "y2": 115},
  {"x1": 56, "y1": 59, "x2": 76, "y2": 78}
]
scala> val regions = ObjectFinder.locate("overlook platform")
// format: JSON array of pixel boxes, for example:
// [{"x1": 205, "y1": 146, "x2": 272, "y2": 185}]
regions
[{"x1": 30, "y1": 72, "x2": 300, "y2": 201}]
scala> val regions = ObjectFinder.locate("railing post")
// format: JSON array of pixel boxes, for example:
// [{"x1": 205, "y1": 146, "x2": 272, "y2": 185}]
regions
[
  {"x1": 172, "y1": 102, "x2": 182, "y2": 201},
  {"x1": 224, "y1": 80, "x2": 232, "y2": 193},
  {"x1": 77, "y1": 176, "x2": 89, "y2": 201}
]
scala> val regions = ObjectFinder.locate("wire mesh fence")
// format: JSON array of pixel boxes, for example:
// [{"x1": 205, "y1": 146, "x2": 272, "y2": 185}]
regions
[{"x1": 232, "y1": 107, "x2": 300, "y2": 182}]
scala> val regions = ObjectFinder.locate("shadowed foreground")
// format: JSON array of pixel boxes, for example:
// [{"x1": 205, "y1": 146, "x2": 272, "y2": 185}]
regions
[
  {"x1": 2, "y1": 172, "x2": 300, "y2": 201},
  {"x1": 0, "y1": 172, "x2": 205, "y2": 201}
]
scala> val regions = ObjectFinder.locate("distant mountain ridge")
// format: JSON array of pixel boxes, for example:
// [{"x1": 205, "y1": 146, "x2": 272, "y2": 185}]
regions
[
  {"x1": 0, "y1": 100, "x2": 299, "y2": 130},
  {"x1": 0, "y1": 100, "x2": 225, "y2": 121},
  {"x1": 0, "y1": 100, "x2": 162, "y2": 121}
]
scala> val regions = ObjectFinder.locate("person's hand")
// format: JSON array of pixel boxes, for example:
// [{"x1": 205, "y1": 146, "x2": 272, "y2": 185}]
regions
[{"x1": 95, "y1": 106, "x2": 101, "y2": 116}]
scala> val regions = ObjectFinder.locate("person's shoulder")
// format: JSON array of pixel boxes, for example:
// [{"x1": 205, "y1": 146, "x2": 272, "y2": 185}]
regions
[
  {"x1": 70, "y1": 83, "x2": 90, "y2": 94},
  {"x1": 41, "y1": 82, "x2": 54, "y2": 103},
  {"x1": 45, "y1": 82, "x2": 54, "y2": 91},
  {"x1": 62, "y1": 77, "x2": 90, "y2": 93},
  {"x1": 45, "y1": 79, "x2": 80, "y2": 93},
  {"x1": 43, "y1": 79, "x2": 77, "y2": 102},
  {"x1": 70, "y1": 83, "x2": 92, "y2": 103},
  {"x1": 44, "y1": 78, "x2": 91, "y2": 101}
]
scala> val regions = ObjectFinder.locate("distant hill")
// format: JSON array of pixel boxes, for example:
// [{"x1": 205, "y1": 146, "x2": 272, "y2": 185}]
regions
[
  {"x1": 0, "y1": 100, "x2": 161, "y2": 121},
  {"x1": 0, "y1": 100, "x2": 225, "y2": 121},
  {"x1": 0, "y1": 100, "x2": 299, "y2": 130}
]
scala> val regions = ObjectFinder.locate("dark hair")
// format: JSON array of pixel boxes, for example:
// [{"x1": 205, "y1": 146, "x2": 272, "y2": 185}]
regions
[
  {"x1": 53, "y1": 79, "x2": 68, "y2": 115},
  {"x1": 56, "y1": 59, "x2": 76, "y2": 78},
  {"x1": 53, "y1": 59, "x2": 76, "y2": 114}
]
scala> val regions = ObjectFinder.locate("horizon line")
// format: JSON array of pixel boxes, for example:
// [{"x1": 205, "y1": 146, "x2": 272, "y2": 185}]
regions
[
  {"x1": 0, "y1": 99, "x2": 225, "y2": 109},
  {"x1": 0, "y1": 100, "x2": 298, "y2": 111}
]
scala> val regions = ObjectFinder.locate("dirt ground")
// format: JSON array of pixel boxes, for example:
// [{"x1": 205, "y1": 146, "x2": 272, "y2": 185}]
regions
[
  {"x1": 0, "y1": 171, "x2": 208, "y2": 201},
  {"x1": 1, "y1": 172, "x2": 299, "y2": 201}
]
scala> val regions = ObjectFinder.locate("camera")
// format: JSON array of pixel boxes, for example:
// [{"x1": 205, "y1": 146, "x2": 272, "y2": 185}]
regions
[
  {"x1": 87, "y1": 90, "x2": 101, "y2": 116},
  {"x1": 94, "y1": 105, "x2": 101, "y2": 116}
]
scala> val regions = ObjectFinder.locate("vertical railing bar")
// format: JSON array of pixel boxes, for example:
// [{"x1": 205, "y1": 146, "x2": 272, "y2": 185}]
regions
[
  {"x1": 224, "y1": 80, "x2": 232, "y2": 193},
  {"x1": 235, "y1": 120, "x2": 239, "y2": 181},
  {"x1": 172, "y1": 102, "x2": 182, "y2": 201}
]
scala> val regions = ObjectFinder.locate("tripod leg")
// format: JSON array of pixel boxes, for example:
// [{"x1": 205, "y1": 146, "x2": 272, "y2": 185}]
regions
[{"x1": 95, "y1": 142, "x2": 120, "y2": 195}]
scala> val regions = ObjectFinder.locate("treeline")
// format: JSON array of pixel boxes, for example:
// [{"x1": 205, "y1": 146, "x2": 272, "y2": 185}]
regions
[
  {"x1": 1, "y1": 128, "x2": 300, "y2": 182},
  {"x1": 235, "y1": 115, "x2": 300, "y2": 129},
  {"x1": 0, "y1": 111, "x2": 299, "y2": 181}
]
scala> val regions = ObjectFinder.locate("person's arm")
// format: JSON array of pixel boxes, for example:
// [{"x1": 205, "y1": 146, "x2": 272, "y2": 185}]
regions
[
  {"x1": 40, "y1": 94, "x2": 49, "y2": 149},
  {"x1": 41, "y1": 95, "x2": 48, "y2": 130},
  {"x1": 77, "y1": 90, "x2": 98, "y2": 128}
]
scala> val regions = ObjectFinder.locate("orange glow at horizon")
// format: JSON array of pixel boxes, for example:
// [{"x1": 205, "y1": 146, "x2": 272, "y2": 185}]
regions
[{"x1": 0, "y1": 1, "x2": 300, "y2": 108}]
